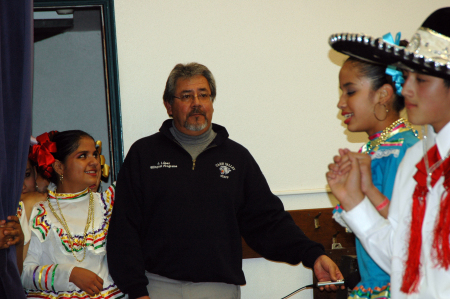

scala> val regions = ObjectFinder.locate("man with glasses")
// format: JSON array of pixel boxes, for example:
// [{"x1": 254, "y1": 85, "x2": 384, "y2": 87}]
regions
[{"x1": 107, "y1": 62, "x2": 343, "y2": 299}]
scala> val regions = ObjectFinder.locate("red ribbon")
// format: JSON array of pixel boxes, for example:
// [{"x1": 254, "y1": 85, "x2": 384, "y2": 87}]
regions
[
  {"x1": 402, "y1": 145, "x2": 450, "y2": 294},
  {"x1": 28, "y1": 132, "x2": 58, "y2": 178}
]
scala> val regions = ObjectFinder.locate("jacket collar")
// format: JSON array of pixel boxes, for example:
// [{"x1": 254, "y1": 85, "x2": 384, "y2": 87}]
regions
[{"x1": 159, "y1": 119, "x2": 229, "y2": 146}]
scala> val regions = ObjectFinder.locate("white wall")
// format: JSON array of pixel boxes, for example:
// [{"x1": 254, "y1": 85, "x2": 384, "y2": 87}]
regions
[{"x1": 113, "y1": 1, "x2": 449, "y2": 298}]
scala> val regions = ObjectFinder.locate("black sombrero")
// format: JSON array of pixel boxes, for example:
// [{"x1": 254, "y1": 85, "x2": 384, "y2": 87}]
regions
[{"x1": 329, "y1": 7, "x2": 450, "y2": 80}]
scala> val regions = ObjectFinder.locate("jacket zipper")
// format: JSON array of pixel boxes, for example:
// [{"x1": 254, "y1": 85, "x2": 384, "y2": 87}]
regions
[
  {"x1": 192, "y1": 144, "x2": 217, "y2": 170},
  {"x1": 171, "y1": 138, "x2": 217, "y2": 171}
]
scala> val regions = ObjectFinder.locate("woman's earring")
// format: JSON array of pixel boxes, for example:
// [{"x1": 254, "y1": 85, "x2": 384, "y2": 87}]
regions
[
  {"x1": 374, "y1": 103, "x2": 388, "y2": 121},
  {"x1": 60, "y1": 174, "x2": 64, "y2": 184}
]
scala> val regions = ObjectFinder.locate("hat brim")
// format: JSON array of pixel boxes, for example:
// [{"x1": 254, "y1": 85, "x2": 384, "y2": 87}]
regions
[{"x1": 329, "y1": 32, "x2": 450, "y2": 80}]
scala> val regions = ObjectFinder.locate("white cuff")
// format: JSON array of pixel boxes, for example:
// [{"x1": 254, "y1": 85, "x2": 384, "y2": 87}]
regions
[{"x1": 341, "y1": 197, "x2": 384, "y2": 235}]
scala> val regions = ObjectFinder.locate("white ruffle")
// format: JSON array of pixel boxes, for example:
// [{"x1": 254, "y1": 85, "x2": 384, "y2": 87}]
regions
[
  {"x1": 332, "y1": 210, "x2": 352, "y2": 232},
  {"x1": 371, "y1": 149, "x2": 400, "y2": 160}
]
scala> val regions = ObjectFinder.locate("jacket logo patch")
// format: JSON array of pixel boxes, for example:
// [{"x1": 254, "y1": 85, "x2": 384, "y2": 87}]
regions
[
  {"x1": 215, "y1": 162, "x2": 235, "y2": 179},
  {"x1": 150, "y1": 161, "x2": 177, "y2": 169}
]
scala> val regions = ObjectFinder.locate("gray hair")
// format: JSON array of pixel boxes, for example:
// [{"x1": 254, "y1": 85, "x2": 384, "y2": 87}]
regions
[{"x1": 163, "y1": 62, "x2": 217, "y2": 105}]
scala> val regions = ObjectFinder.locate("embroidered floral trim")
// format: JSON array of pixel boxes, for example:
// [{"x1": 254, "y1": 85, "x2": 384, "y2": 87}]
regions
[
  {"x1": 379, "y1": 138, "x2": 405, "y2": 147},
  {"x1": 32, "y1": 204, "x2": 51, "y2": 240},
  {"x1": 30, "y1": 184, "x2": 115, "y2": 253},
  {"x1": 360, "y1": 122, "x2": 412, "y2": 154},
  {"x1": 47, "y1": 188, "x2": 89, "y2": 201},
  {"x1": 54, "y1": 226, "x2": 108, "y2": 253},
  {"x1": 17, "y1": 201, "x2": 24, "y2": 218},
  {"x1": 349, "y1": 283, "x2": 390, "y2": 299},
  {"x1": 25, "y1": 283, "x2": 125, "y2": 299}
]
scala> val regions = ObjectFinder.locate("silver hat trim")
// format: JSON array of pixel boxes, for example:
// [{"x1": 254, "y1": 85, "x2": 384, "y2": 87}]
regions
[{"x1": 329, "y1": 31, "x2": 450, "y2": 76}]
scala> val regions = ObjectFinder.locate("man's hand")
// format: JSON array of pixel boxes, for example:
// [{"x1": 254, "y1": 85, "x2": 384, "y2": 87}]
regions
[
  {"x1": 313, "y1": 255, "x2": 345, "y2": 291},
  {"x1": 69, "y1": 267, "x2": 104, "y2": 296}
]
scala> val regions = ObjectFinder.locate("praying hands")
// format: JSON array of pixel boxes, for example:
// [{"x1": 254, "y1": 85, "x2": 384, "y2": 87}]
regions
[{"x1": 327, "y1": 149, "x2": 390, "y2": 217}]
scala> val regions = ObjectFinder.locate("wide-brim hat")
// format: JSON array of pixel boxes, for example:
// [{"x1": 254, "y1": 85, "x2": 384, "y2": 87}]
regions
[{"x1": 329, "y1": 7, "x2": 450, "y2": 80}]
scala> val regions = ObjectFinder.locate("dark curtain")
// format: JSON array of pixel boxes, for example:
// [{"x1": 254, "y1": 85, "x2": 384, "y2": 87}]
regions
[{"x1": 0, "y1": 0, "x2": 34, "y2": 298}]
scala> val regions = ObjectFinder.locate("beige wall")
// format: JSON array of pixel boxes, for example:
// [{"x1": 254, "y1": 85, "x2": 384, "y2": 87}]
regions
[{"x1": 113, "y1": 1, "x2": 449, "y2": 298}]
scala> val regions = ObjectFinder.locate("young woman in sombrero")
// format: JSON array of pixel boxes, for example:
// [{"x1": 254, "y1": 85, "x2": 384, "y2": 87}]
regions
[
  {"x1": 327, "y1": 7, "x2": 450, "y2": 298},
  {"x1": 20, "y1": 130, "x2": 125, "y2": 298},
  {"x1": 331, "y1": 42, "x2": 419, "y2": 298}
]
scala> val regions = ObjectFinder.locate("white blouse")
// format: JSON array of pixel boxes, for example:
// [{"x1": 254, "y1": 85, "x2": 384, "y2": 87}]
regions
[{"x1": 21, "y1": 183, "x2": 126, "y2": 298}]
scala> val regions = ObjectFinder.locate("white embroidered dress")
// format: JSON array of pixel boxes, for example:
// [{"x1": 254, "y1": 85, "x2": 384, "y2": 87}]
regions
[{"x1": 21, "y1": 183, "x2": 126, "y2": 299}]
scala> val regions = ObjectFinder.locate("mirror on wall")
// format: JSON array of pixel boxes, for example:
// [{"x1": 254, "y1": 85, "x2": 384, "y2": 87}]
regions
[{"x1": 33, "y1": 0, "x2": 122, "y2": 185}]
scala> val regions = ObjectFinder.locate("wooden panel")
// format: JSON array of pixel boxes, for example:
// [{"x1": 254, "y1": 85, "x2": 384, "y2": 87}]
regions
[{"x1": 242, "y1": 208, "x2": 355, "y2": 259}]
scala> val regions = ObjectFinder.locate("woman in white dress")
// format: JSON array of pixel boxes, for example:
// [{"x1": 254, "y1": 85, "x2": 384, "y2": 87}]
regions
[{"x1": 21, "y1": 130, "x2": 125, "y2": 298}]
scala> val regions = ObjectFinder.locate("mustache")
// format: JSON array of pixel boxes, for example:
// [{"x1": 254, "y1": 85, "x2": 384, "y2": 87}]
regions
[{"x1": 189, "y1": 107, "x2": 206, "y2": 117}]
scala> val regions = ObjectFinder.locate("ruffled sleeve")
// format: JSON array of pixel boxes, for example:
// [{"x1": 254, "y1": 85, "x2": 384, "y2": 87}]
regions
[
  {"x1": 17, "y1": 201, "x2": 31, "y2": 245},
  {"x1": 332, "y1": 204, "x2": 352, "y2": 232},
  {"x1": 29, "y1": 202, "x2": 51, "y2": 242},
  {"x1": 22, "y1": 202, "x2": 76, "y2": 292},
  {"x1": 100, "y1": 182, "x2": 115, "y2": 213},
  {"x1": 91, "y1": 182, "x2": 116, "y2": 251}
]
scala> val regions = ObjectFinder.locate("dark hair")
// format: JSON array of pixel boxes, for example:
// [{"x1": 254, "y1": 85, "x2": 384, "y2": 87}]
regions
[
  {"x1": 444, "y1": 78, "x2": 450, "y2": 89},
  {"x1": 49, "y1": 130, "x2": 95, "y2": 184},
  {"x1": 346, "y1": 56, "x2": 405, "y2": 113},
  {"x1": 163, "y1": 62, "x2": 216, "y2": 105}
]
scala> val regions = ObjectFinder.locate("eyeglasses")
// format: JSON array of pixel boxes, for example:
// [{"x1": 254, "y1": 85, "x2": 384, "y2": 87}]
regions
[{"x1": 173, "y1": 93, "x2": 211, "y2": 102}]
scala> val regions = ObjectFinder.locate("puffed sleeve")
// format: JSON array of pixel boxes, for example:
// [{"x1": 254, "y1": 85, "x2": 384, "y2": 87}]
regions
[{"x1": 17, "y1": 201, "x2": 31, "y2": 245}]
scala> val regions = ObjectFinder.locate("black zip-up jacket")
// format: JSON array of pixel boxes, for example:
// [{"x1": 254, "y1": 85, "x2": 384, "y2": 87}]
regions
[{"x1": 107, "y1": 120, "x2": 325, "y2": 299}]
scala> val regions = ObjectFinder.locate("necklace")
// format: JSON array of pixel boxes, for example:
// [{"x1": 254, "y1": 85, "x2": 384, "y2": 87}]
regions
[
  {"x1": 47, "y1": 189, "x2": 95, "y2": 263},
  {"x1": 364, "y1": 118, "x2": 415, "y2": 154}
]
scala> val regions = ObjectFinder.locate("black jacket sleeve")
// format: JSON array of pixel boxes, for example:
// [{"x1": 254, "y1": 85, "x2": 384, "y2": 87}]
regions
[
  {"x1": 238, "y1": 152, "x2": 325, "y2": 268},
  {"x1": 106, "y1": 143, "x2": 149, "y2": 299}
]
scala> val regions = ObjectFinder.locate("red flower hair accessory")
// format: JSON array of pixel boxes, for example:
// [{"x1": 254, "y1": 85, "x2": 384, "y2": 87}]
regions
[{"x1": 28, "y1": 131, "x2": 58, "y2": 178}]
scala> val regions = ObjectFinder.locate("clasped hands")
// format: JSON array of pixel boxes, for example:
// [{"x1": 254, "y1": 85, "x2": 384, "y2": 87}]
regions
[
  {"x1": 326, "y1": 149, "x2": 375, "y2": 212},
  {"x1": 0, "y1": 216, "x2": 23, "y2": 249}
]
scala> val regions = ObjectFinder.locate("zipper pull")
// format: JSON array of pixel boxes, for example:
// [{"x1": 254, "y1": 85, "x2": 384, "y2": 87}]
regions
[{"x1": 192, "y1": 159, "x2": 196, "y2": 170}]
